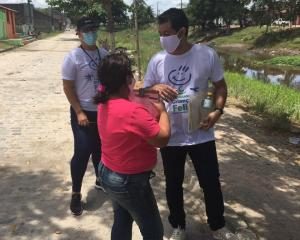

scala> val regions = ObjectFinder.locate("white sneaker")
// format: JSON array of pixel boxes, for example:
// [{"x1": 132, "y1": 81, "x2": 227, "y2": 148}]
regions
[
  {"x1": 169, "y1": 227, "x2": 186, "y2": 240},
  {"x1": 213, "y1": 227, "x2": 238, "y2": 240}
]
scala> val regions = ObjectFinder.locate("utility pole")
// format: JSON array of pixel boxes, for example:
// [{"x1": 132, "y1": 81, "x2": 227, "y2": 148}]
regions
[
  {"x1": 27, "y1": 0, "x2": 32, "y2": 32},
  {"x1": 134, "y1": 0, "x2": 141, "y2": 81},
  {"x1": 181, "y1": 0, "x2": 183, "y2": 9},
  {"x1": 50, "y1": 5, "x2": 54, "y2": 31},
  {"x1": 157, "y1": 2, "x2": 159, "y2": 17}
]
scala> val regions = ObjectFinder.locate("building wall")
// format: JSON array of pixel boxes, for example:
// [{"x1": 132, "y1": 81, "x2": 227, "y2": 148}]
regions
[
  {"x1": 0, "y1": 9, "x2": 6, "y2": 39},
  {"x1": 0, "y1": 4, "x2": 33, "y2": 35},
  {"x1": 1, "y1": 4, "x2": 63, "y2": 35}
]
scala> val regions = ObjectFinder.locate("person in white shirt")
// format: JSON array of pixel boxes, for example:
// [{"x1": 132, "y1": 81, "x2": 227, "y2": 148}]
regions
[
  {"x1": 144, "y1": 8, "x2": 238, "y2": 240},
  {"x1": 62, "y1": 16, "x2": 108, "y2": 216}
]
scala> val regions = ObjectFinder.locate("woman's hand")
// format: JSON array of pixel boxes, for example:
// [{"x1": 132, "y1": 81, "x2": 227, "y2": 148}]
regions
[
  {"x1": 152, "y1": 101, "x2": 167, "y2": 115},
  {"x1": 77, "y1": 111, "x2": 89, "y2": 126}
]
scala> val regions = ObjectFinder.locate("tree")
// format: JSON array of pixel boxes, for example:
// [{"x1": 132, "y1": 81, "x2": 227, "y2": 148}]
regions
[
  {"x1": 250, "y1": 0, "x2": 296, "y2": 31},
  {"x1": 129, "y1": 0, "x2": 155, "y2": 26},
  {"x1": 46, "y1": 0, "x2": 128, "y2": 25},
  {"x1": 282, "y1": 0, "x2": 300, "y2": 26},
  {"x1": 47, "y1": 0, "x2": 129, "y2": 49},
  {"x1": 187, "y1": 0, "x2": 218, "y2": 30},
  {"x1": 213, "y1": 0, "x2": 251, "y2": 29}
]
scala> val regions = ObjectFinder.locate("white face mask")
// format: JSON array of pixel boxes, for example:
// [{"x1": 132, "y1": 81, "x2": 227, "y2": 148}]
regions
[{"x1": 160, "y1": 34, "x2": 181, "y2": 53}]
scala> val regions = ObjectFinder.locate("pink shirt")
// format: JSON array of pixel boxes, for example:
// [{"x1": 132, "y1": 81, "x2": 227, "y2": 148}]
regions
[{"x1": 98, "y1": 98, "x2": 160, "y2": 174}]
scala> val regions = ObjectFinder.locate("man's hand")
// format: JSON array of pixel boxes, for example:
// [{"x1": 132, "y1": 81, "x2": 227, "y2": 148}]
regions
[
  {"x1": 77, "y1": 111, "x2": 89, "y2": 126},
  {"x1": 199, "y1": 110, "x2": 222, "y2": 130},
  {"x1": 151, "y1": 84, "x2": 178, "y2": 102}
]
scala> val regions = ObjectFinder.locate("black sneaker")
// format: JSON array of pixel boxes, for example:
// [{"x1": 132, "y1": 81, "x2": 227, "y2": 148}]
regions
[
  {"x1": 70, "y1": 193, "x2": 83, "y2": 216},
  {"x1": 95, "y1": 180, "x2": 106, "y2": 192}
]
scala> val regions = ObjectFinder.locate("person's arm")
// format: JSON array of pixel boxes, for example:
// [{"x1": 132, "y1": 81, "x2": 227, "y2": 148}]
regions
[
  {"x1": 147, "y1": 102, "x2": 170, "y2": 148},
  {"x1": 63, "y1": 80, "x2": 89, "y2": 126},
  {"x1": 146, "y1": 84, "x2": 178, "y2": 102},
  {"x1": 144, "y1": 54, "x2": 178, "y2": 102},
  {"x1": 213, "y1": 79, "x2": 227, "y2": 112},
  {"x1": 200, "y1": 79, "x2": 227, "y2": 130}
]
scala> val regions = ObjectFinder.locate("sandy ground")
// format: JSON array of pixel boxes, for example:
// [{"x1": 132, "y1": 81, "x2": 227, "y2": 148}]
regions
[{"x1": 0, "y1": 31, "x2": 299, "y2": 240}]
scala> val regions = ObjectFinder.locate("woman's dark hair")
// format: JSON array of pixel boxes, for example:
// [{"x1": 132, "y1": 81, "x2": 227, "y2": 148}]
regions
[
  {"x1": 158, "y1": 8, "x2": 189, "y2": 36},
  {"x1": 94, "y1": 53, "x2": 132, "y2": 104}
]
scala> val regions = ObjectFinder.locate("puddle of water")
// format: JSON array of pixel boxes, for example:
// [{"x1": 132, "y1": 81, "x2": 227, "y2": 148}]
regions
[{"x1": 218, "y1": 50, "x2": 300, "y2": 91}]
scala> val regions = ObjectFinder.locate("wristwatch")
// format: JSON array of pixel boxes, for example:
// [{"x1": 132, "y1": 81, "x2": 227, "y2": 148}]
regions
[{"x1": 214, "y1": 107, "x2": 224, "y2": 115}]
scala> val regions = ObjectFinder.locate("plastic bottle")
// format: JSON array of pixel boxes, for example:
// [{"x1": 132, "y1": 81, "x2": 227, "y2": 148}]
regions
[{"x1": 202, "y1": 91, "x2": 213, "y2": 109}]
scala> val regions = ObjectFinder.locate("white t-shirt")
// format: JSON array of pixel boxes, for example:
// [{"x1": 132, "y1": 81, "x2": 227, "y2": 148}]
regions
[
  {"x1": 62, "y1": 47, "x2": 109, "y2": 111},
  {"x1": 144, "y1": 44, "x2": 224, "y2": 146}
]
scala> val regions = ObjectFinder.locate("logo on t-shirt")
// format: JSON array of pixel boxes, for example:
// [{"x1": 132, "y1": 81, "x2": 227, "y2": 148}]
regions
[
  {"x1": 85, "y1": 73, "x2": 99, "y2": 93},
  {"x1": 168, "y1": 65, "x2": 192, "y2": 87},
  {"x1": 88, "y1": 58, "x2": 100, "y2": 71}
]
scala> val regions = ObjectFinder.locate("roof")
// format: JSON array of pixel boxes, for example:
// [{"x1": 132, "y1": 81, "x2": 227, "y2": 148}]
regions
[{"x1": 0, "y1": 4, "x2": 17, "y2": 12}]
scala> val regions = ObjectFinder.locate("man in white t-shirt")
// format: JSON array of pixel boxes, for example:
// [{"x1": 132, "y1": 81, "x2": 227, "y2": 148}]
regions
[
  {"x1": 144, "y1": 8, "x2": 237, "y2": 240},
  {"x1": 62, "y1": 16, "x2": 108, "y2": 216}
]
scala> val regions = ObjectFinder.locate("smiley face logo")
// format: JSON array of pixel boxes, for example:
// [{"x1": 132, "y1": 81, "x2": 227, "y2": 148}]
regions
[
  {"x1": 168, "y1": 65, "x2": 192, "y2": 86},
  {"x1": 88, "y1": 58, "x2": 99, "y2": 71}
]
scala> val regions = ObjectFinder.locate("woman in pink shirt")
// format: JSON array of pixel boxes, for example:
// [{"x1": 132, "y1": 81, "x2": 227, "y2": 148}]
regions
[{"x1": 94, "y1": 53, "x2": 170, "y2": 240}]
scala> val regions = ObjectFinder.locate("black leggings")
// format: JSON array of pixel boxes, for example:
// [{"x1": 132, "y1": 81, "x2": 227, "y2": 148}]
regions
[
  {"x1": 160, "y1": 141, "x2": 225, "y2": 231},
  {"x1": 70, "y1": 107, "x2": 101, "y2": 193}
]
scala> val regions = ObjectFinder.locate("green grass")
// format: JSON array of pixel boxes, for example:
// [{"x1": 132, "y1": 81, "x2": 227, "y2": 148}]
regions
[
  {"x1": 213, "y1": 26, "x2": 267, "y2": 45},
  {"x1": 213, "y1": 26, "x2": 300, "y2": 50},
  {"x1": 226, "y1": 72, "x2": 300, "y2": 129},
  {"x1": 98, "y1": 25, "x2": 161, "y2": 72},
  {"x1": 97, "y1": 26, "x2": 300, "y2": 129},
  {"x1": 39, "y1": 31, "x2": 63, "y2": 39},
  {"x1": 262, "y1": 56, "x2": 300, "y2": 67},
  {"x1": 0, "y1": 41, "x2": 15, "y2": 50}
]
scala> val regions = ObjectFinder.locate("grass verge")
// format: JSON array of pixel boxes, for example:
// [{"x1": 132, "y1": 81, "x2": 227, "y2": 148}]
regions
[
  {"x1": 0, "y1": 41, "x2": 14, "y2": 51},
  {"x1": 98, "y1": 25, "x2": 161, "y2": 72},
  {"x1": 39, "y1": 31, "x2": 63, "y2": 39},
  {"x1": 262, "y1": 56, "x2": 300, "y2": 67},
  {"x1": 213, "y1": 26, "x2": 300, "y2": 50},
  {"x1": 226, "y1": 72, "x2": 300, "y2": 129},
  {"x1": 97, "y1": 26, "x2": 300, "y2": 130}
]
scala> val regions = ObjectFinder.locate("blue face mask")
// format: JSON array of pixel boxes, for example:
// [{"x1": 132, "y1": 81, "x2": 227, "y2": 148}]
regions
[{"x1": 82, "y1": 32, "x2": 97, "y2": 46}]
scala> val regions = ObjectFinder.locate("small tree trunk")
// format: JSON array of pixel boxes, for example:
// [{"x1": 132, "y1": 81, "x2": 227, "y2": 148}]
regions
[
  {"x1": 134, "y1": 0, "x2": 141, "y2": 81},
  {"x1": 103, "y1": 0, "x2": 115, "y2": 50}
]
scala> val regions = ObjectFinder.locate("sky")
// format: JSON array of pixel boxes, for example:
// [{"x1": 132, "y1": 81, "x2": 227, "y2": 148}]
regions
[
  {"x1": 124, "y1": 0, "x2": 189, "y2": 14},
  {"x1": 0, "y1": 0, "x2": 189, "y2": 12}
]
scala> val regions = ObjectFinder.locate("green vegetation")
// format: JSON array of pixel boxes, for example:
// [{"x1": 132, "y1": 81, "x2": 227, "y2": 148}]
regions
[
  {"x1": 226, "y1": 72, "x2": 300, "y2": 128},
  {"x1": 39, "y1": 31, "x2": 63, "y2": 39},
  {"x1": 254, "y1": 27, "x2": 300, "y2": 49},
  {"x1": 98, "y1": 25, "x2": 161, "y2": 72},
  {"x1": 99, "y1": 25, "x2": 300, "y2": 129},
  {"x1": 213, "y1": 26, "x2": 266, "y2": 45},
  {"x1": 213, "y1": 26, "x2": 300, "y2": 50},
  {"x1": 0, "y1": 41, "x2": 16, "y2": 50},
  {"x1": 262, "y1": 56, "x2": 300, "y2": 67}
]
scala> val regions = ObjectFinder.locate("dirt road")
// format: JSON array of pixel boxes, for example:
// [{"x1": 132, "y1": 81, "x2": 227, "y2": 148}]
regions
[{"x1": 0, "y1": 31, "x2": 299, "y2": 240}]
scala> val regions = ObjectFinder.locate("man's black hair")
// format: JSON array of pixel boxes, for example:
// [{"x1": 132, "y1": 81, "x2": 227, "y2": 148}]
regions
[{"x1": 158, "y1": 8, "x2": 189, "y2": 36}]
